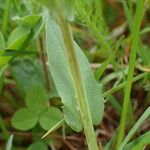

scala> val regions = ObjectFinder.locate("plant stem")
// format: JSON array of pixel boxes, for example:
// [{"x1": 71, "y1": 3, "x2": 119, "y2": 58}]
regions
[
  {"x1": 2, "y1": 0, "x2": 11, "y2": 36},
  {"x1": 121, "y1": 0, "x2": 133, "y2": 30},
  {"x1": 116, "y1": 0, "x2": 144, "y2": 148},
  {"x1": 57, "y1": 11, "x2": 99, "y2": 150},
  {"x1": 39, "y1": 37, "x2": 51, "y2": 92}
]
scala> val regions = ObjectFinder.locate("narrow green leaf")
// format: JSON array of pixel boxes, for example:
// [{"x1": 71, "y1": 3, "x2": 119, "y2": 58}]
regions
[
  {"x1": 45, "y1": 14, "x2": 104, "y2": 132},
  {"x1": 6, "y1": 135, "x2": 13, "y2": 150},
  {"x1": 39, "y1": 107, "x2": 63, "y2": 131},
  {"x1": 0, "y1": 15, "x2": 44, "y2": 67},
  {"x1": 116, "y1": 0, "x2": 144, "y2": 147},
  {"x1": 94, "y1": 37, "x2": 122, "y2": 80},
  {"x1": 119, "y1": 107, "x2": 150, "y2": 150},
  {"x1": 12, "y1": 108, "x2": 38, "y2": 131},
  {"x1": 140, "y1": 26, "x2": 150, "y2": 35},
  {"x1": 7, "y1": 26, "x2": 31, "y2": 49},
  {"x1": 124, "y1": 131, "x2": 150, "y2": 150},
  {"x1": 0, "y1": 65, "x2": 7, "y2": 94},
  {"x1": 2, "y1": 0, "x2": 11, "y2": 35},
  {"x1": 103, "y1": 72, "x2": 148, "y2": 98},
  {"x1": 0, "y1": 31, "x2": 5, "y2": 49},
  {"x1": 0, "y1": 27, "x2": 30, "y2": 67},
  {"x1": 0, "y1": 73, "x2": 3, "y2": 93},
  {"x1": 42, "y1": 119, "x2": 65, "y2": 138},
  {"x1": 121, "y1": 0, "x2": 133, "y2": 30},
  {"x1": 0, "y1": 115, "x2": 9, "y2": 139},
  {"x1": 108, "y1": 95, "x2": 122, "y2": 114},
  {"x1": 16, "y1": 15, "x2": 41, "y2": 28},
  {"x1": 139, "y1": 45, "x2": 150, "y2": 66}
]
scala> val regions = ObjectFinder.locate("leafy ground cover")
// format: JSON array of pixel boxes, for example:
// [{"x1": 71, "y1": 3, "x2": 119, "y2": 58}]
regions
[{"x1": 0, "y1": 0, "x2": 150, "y2": 150}]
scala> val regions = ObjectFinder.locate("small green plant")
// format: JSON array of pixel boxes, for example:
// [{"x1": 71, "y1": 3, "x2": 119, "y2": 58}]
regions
[{"x1": 12, "y1": 83, "x2": 63, "y2": 131}]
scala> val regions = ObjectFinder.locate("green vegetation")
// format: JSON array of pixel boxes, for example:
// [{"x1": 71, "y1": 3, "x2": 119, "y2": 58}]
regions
[{"x1": 0, "y1": 0, "x2": 150, "y2": 149}]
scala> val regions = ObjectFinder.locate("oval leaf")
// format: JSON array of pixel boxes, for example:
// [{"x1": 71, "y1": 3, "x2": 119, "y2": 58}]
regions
[
  {"x1": 45, "y1": 14, "x2": 104, "y2": 131},
  {"x1": 39, "y1": 107, "x2": 63, "y2": 131},
  {"x1": 27, "y1": 142, "x2": 48, "y2": 150},
  {"x1": 12, "y1": 108, "x2": 38, "y2": 131},
  {"x1": 25, "y1": 84, "x2": 48, "y2": 114},
  {"x1": 10, "y1": 58, "x2": 44, "y2": 94}
]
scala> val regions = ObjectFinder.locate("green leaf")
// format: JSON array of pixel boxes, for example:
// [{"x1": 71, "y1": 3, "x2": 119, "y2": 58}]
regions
[
  {"x1": 42, "y1": 119, "x2": 65, "y2": 138},
  {"x1": 6, "y1": 135, "x2": 13, "y2": 150},
  {"x1": 0, "y1": 66, "x2": 6, "y2": 94},
  {"x1": 45, "y1": 14, "x2": 104, "y2": 131},
  {"x1": 10, "y1": 58, "x2": 44, "y2": 94},
  {"x1": 108, "y1": 95, "x2": 122, "y2": 114},
  {"x1": 140, "y1": 26, "x2": 150, "y2": 35},
  {"x1": 39, "y1": 107, "x2": 63, "y2": 131},
  {"x1": 61, "y1": 0, "x2": 75, "y2": 21},
  {"x1": 124, "y1": 131, "x2": 150, "y2": 150},
  {"x1": 94, "y1": 37, "x2": 122, "y2": 80},
  {"x1": 0, "y1": 73, "x2": 3, "y2": 94},
  {"x1": 16, "y1": 15, "x2": 41, "y2": 28},
  {"x1": 119, "y1": 106, "x2": 150, "y2": 150},
  {"x1": 27, "y1": 142, "x2": 48, "y2": 150},
  {"x1": 0, "y1": 15, "x2": 44, "y2": 67},
  {"x1": 0, "y1": 31, "x2": 5, "y2": 49},
  {"x1": 121, "y1": 0, "x2": 133, "y2": 30},
  {"x1": 0, "y1": 32, "x2": 6, "y2": 66},
  {"x1": 7, "y1": 26, "x2": 30, "y2": 49},
  {"x1": 39, "y1": 0, "x2": 75, "y2": 20},
  {"x1": 0, "y1": 27, "x2": 30, "y2": 67},
  {"x1": 25, "y1": 84, "x2": 48, "y2": 114},
  {"x1": 12, "y1": 108, "x2": 38, "y2": 131},
  {"x1": 139, "y1": 45, "x2": 150, "y2": 66},
  {"x1": 0, "y1": 55, "x2": 10, "y2": 67}
]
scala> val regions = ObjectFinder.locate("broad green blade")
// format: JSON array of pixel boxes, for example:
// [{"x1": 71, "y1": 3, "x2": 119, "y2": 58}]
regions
[{"x1": 45, "y1": 14, "x2": 104, "y2": 132}]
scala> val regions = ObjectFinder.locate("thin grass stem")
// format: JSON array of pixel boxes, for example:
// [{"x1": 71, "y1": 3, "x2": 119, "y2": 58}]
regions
[{"x1": 116, "y1": 0, "x2": 144, "y2": 148}]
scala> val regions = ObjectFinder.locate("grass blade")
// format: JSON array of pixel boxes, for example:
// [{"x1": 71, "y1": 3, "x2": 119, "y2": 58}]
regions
[
  {"x1": 119, "y1": 107, "x2": 150, "y2": 150},
  {"x1": 103, "y1": 72, "x2": 148, "y2": 98},
  {"x1": 116, "y1": 0, "x2": 144, "y2": 148},
  {"x1": 121, "y1": 0, "x2": 133, "y2": 30},
  {"x1": 2, "y1": 0, "x2": 12, "y2": 35},
  {"x1": 42, "y1": 119, "x2": 65, "y2": 139},
  {"x1": 6, "y1": 135, "x2": 13, "y2": 150},
  {"x1": 124, "y1": 131, "x2": 150, "y2": 150},
  {"x1": 94, "y1": 37, "x2": 122, "y2": 80}
]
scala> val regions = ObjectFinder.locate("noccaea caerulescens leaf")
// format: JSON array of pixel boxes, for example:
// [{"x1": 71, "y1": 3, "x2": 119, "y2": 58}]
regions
[{"x1": 45, "y1": 13, "x2": 104, "y2": 132}]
